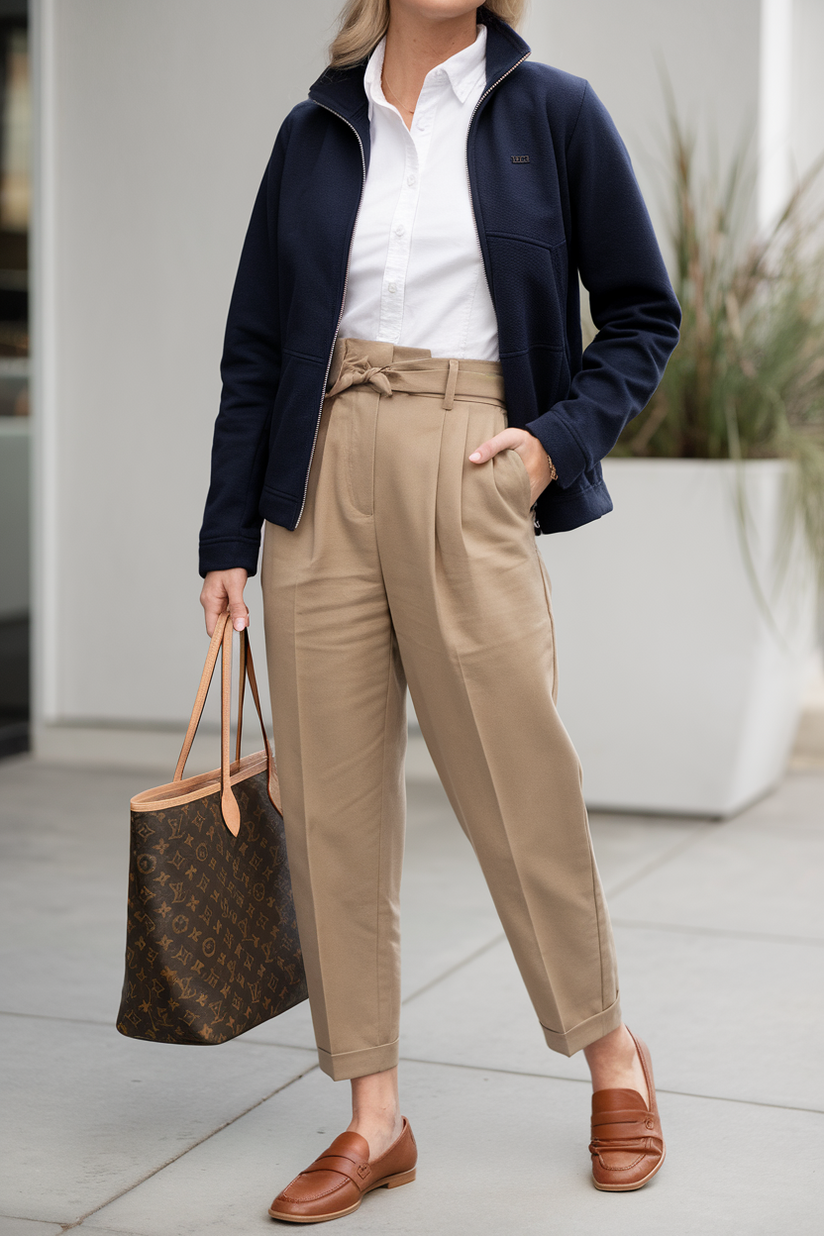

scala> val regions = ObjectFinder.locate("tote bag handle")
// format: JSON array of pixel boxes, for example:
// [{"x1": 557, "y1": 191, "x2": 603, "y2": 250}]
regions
[{"x1": 172, "y1": 612, "x2": 278, "y2": 835}]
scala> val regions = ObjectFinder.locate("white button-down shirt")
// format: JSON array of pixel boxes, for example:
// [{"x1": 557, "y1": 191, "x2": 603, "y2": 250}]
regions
[{"x1": 337, "y1": 26, "x2": 499, "y2": 361}]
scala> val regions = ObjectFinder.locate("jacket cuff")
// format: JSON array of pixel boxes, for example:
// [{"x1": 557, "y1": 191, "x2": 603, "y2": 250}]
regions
[
  {"x1": 198, "y1": 537, "x2": 261, "y2": 579},
  {"x1": 525, "y1": 410, "x2": 589, "y2": 489}
]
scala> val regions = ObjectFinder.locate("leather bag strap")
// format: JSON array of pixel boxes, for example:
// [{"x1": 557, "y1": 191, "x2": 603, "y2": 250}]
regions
[
  {"x1": 234, "y1": 628, "x2": 279, "y2": 814},
  {"x1": 219, "y1": 616, "x2": 240, "y2": 835},
  {"x1": 173, "y1": 613, "x2": 278, "y2": 835},
  {"x1": 241, "y1": 632, "x2": 276, "y2": 762},
  {"x1": 232, "y1": 627, "x2": 273, "y2": 771},
  {"x1": 235, "y1": 629, "x2": 247, "y2": 764},
  {"x1": 173, "y1": 611, "x2": 230, "y2": 782},
  {"x1": 243, "y1": 630, "x2": 280, "y2": 814}
]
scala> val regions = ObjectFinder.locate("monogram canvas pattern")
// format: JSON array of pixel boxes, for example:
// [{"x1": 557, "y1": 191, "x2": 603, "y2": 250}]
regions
[{"x1": 117, "y1": 768, "x2": 307, "y2": 1044}]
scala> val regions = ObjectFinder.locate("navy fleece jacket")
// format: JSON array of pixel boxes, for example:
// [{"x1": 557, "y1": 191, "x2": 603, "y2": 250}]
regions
[{"x1": 199, "y1": 10, "x2": 680, "y2": 577}]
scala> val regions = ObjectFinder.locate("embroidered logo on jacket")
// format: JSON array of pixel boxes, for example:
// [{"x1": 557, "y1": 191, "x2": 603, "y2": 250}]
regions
[{"x1": 511, "y1": 155, "x2": 530, "y2": 164}]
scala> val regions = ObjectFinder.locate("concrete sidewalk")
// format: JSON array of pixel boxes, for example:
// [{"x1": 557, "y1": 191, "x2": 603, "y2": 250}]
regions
[{"x1": 1, "y1": 756, "x2": 822, "y2": 1236}]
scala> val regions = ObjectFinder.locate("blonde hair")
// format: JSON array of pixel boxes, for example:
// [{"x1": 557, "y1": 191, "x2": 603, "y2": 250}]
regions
[{"x1": 329, "y1": 2, "x2": 526, "y2": 69}]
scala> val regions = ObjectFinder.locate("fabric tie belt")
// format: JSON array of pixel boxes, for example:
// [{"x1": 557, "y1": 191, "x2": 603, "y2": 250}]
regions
[
  {"x1": 326, "y1": 356, "x2": 398, "y2": 401},
  {"x1": 326, "y1": 339, "x2": 506, "y2": 411}
]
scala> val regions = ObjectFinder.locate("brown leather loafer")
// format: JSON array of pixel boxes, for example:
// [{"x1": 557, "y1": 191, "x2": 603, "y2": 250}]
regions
[
  {"x1": 268, "y1": 1117, "x2": 417, "y2": 1223},
  {"x1": 589, "y1": 1029, "x2": 666, "y2": 1191}
]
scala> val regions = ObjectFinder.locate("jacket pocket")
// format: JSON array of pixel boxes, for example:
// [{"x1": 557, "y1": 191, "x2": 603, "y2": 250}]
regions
[{"x1": 485, "y1": 235, "x2": 568, "y2": 361}]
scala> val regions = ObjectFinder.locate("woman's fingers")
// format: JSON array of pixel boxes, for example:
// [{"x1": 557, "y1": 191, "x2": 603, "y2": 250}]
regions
[
  {"x1": 199, "y1": 581, "x2": 224, "y2": 637},
  {"x1": 468, "y1": 427, "x2": 524, "y2": 463},
  {"x1": 225, "y1": 569, "x2": 250, "y2": 631},
  {"x1": 469, "y1": 427, "x2": 552, "y2": 505},
  {"x1": 200, "y1": 568, "x2": 249, "y2": 635}
]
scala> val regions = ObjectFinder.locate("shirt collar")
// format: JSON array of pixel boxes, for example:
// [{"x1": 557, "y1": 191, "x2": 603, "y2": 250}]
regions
[
  {"x1": 364, "y1": 24, "x2": 488, "y2": 120},
  {"x1": 438, "y1": 24, "x2": 488, "y2": 102}
]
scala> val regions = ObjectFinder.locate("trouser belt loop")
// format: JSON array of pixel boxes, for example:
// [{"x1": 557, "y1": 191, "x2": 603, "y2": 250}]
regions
[{"x1": 442, "y1": 359, "x2": 460, "y2": 411}]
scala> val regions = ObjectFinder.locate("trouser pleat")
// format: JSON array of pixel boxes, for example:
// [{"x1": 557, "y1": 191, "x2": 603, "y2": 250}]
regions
[{"x1": 262, "y1": 339, "x2": 621, "y2": 1078}]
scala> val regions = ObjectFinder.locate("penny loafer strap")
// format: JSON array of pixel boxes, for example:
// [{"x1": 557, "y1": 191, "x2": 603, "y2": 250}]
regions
[
  {"x1": 302, "y1": 1153, "x2": 372, "y2": 1189},
  {"x1": 592, "y1": 1109, "x2": 658, "y2": 1131},
  {"x1": 589, "y1": 1135, "x2": 664, "y2": 1156}
]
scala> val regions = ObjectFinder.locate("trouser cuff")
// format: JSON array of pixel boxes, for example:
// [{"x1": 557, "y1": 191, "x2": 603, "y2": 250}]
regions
[
  {"x1": 541, "y1": 996, "x2": 622, "y2": 1057},
  {"x1": 317, "y1": 1038, "x2": 400, "y2": 1081}
]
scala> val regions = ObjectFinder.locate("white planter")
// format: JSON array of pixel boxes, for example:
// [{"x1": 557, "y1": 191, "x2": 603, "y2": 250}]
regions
[{"x1": 539, "y1": 459, "x2": 818, "y2": 817}]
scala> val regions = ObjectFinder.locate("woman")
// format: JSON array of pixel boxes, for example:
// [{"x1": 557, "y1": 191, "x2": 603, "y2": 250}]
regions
[{"x1": 199, "y1": 0, "x2": 680, "y2": 1221}]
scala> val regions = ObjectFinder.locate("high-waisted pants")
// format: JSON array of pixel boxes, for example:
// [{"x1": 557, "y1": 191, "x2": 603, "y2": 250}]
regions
[{"x1": 262, "y1": 338, "x2": 621, "y2": 1081}]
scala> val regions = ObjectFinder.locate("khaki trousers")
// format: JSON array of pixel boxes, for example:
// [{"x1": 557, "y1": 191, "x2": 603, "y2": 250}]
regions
[{"x1": 262, "y1": 338, "x2": 621, "y2": 1081}]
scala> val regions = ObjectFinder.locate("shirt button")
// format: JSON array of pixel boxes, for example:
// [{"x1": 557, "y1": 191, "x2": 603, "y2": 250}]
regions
[
  {"x1": 407, "y1": 174, "x2": 416, "y2": 186},
  {"x1": 395, "y1": 225, "x2": 405, "y2": 236},
  {"x1": 388, "y1": 282, "x2": 397, "y2": 294}
]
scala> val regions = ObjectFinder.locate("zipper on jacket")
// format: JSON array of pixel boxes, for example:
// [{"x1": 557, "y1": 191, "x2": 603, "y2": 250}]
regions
[
  {"x1": 464, "y1": 52, "x2": 529, "y2": 313},
  {"x1": 464, "y1": 53, "x2": 532, "y2": 523},
  {"x1": 299, "y1": 54, "x2": 527, "y2": 529},
  {"x1": 295, "y1": 104, "x2": 367, "y2": 529}
]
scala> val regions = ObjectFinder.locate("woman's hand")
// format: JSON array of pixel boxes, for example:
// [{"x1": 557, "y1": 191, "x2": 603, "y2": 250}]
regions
[
  {"x1": 469, "y1": 428, "x2": 554, "y2": 506},
  {"x1": 200, "y1": 568, "x2": 249, "y2": 637}
]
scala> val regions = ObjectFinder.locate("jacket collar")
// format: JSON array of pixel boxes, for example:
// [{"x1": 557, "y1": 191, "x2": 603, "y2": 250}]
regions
[{"x1": 308, "y1": 9, "x2": 530, "y2": 157}]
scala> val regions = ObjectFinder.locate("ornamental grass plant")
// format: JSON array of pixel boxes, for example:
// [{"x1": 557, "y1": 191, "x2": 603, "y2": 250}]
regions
[{"x1": 612, "y1": 112, "x2": 824, "y2": 586}]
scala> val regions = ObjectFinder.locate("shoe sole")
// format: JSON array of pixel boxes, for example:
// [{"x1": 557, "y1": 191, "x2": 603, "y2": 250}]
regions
[
  {"x1": 592, "y1": 1145, "x2": 667, "y2": 1192},
  {"x1": 268, "y1": 1168, "x2": 416, "y2": 1223}
]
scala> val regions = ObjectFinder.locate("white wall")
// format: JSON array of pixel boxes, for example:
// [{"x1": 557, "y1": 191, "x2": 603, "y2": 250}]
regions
[
  {"x1": 32, "y1": 0, "x2": 341, "y2": 763},
  {"x1": 31, "y1": 0, "x2": 823, "y2": 766},
  {"x1": 791, "y1": 0, "x2": 824, "y2": 218}
]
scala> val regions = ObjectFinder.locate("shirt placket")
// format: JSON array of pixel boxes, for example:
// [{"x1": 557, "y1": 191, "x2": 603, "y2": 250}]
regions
[{"x1": 377, "y1": 77, "x2": 442, "y2": 343}]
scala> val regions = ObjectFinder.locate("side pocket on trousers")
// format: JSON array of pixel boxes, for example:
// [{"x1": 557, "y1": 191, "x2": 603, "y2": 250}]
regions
[{"x1": 494, "y1": 448, "x2": 533, "y2": 516}]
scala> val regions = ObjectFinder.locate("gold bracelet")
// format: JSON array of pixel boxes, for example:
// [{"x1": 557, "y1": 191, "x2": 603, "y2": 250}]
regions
[{"x1": 546, "y1": 453, "x2": 558, "y2": 483}]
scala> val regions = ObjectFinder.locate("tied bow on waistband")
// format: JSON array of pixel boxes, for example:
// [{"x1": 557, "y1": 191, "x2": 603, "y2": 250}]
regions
[{"x1": 326, "y1": 357, "x2": 395, "y2": 400}]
